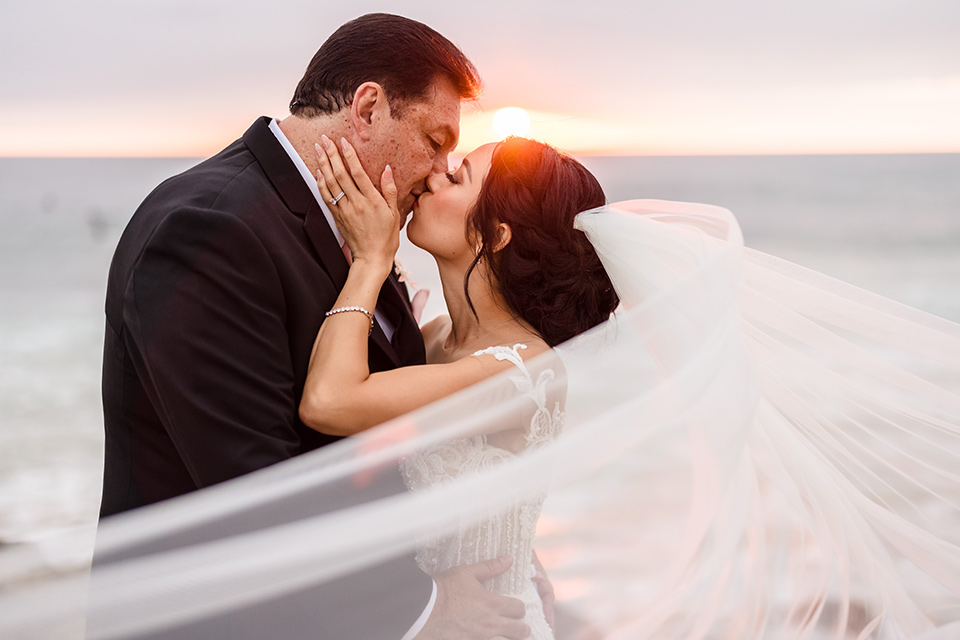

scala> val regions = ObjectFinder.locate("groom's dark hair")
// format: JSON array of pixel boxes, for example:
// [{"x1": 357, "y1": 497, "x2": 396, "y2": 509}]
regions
[{"x1": 290, "y1": 13, "x2": 481, "y2": 118}]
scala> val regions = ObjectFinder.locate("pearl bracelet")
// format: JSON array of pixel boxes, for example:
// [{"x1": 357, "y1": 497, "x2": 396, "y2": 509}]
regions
[{"x1": 324, "y1": 305, "x2": 375, "y2": 335}]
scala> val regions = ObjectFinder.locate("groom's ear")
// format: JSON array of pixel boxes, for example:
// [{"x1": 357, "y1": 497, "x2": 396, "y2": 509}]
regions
[{"x1": 350, "y1": 82, "x2": 390, "y2": 143}]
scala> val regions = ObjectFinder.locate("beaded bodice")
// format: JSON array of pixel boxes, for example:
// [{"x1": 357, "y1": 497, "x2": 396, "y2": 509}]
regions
[{"x1": 400, "y1": 345, "x2": 564, "y2": 638}]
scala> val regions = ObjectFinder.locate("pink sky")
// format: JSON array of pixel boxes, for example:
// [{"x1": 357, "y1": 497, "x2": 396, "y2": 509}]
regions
[{"x1": 2, "y1": 2, "x2": 958, "y2": 157}]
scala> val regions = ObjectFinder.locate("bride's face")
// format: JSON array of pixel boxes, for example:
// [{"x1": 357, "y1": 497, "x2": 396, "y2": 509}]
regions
[{"x1": 406, "y1": 143, "x2": 496, "y2": 264}]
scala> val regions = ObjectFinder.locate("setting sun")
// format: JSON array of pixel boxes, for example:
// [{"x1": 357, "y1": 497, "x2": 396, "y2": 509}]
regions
[{"x1": 492, "y1": 107, "x2": 531, "y2": 139}]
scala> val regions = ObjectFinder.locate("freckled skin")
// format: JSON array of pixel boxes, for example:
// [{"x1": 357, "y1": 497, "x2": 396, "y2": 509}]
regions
[{"x1": 359, "y1": 80, "x2": 463, "y2": 216}]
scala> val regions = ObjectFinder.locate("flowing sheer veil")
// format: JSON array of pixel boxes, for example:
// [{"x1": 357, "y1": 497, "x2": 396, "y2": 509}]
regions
[{"x1": 2, "y1": 200, "x2": 959, "y2": 639}]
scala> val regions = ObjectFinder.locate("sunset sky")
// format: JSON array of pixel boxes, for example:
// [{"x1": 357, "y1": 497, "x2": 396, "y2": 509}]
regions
[{"x1": 2, "y1": 1, "x2": 958, "y2": 157}]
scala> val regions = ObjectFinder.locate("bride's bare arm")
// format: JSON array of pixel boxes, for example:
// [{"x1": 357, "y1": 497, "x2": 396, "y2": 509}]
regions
[
  {"x1": 299, "y1": 137, "x2": 514, "y2": 436},
  {"x1": 299, "y1": 260, "x2": 513, "y2": 435}
]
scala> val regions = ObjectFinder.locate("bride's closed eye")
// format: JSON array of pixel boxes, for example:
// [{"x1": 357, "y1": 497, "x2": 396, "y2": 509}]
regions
[{"x1": 445, "y1": 171, "x2": 459, "y2": 185}]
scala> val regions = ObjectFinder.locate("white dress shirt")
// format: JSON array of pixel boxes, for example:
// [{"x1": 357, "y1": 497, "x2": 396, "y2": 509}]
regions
[{"x1": 268, "y1": 118, "x2": 434, "y2": 640}]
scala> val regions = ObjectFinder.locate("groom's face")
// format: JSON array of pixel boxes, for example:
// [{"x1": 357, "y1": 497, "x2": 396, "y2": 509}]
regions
[{"x1": 372, "y1": 79, "x2": 461, "y2": 216}]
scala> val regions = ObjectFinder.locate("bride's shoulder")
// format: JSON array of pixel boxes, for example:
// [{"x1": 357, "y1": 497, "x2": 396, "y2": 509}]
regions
[{"x1": 421, "y1": 315, "x2": 450, "y2": 339}]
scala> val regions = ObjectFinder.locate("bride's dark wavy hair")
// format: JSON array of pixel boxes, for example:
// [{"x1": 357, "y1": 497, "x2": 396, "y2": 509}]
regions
[{"x1": 465, "y1": 137, "x2": 619, "y2": 347}]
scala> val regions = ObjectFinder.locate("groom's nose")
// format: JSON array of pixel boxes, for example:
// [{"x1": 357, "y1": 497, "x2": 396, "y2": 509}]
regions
[
  {"x1": 431, "y1": 150, "x2": 450, "y2": 175},
  {"x1": 425, "y1": 171, "x2": 446, "y2": 193}
]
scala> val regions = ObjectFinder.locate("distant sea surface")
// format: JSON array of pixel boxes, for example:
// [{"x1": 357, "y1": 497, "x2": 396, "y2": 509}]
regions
[{"x1": 1, "y1": 153, "x2": 958, "y2": 543}]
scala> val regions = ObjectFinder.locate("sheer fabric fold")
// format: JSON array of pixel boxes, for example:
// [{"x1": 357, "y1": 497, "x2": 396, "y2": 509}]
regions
[{"x1": 2, "y1": 200, "x2": 958, "y2": 639}]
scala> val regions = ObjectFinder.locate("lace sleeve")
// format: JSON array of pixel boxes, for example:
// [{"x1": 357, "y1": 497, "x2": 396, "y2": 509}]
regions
[{"x1": 472, "y1": 344, "x2": 565, "y2": 448}]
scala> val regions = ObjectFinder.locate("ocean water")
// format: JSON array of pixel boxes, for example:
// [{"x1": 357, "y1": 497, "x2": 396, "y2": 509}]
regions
[
  {"x1": 1, "y1": 153, "x2": 958, "y2": 543},
  {"x1": 582, "y1": 154, "x2": 960, "y2": 321}
]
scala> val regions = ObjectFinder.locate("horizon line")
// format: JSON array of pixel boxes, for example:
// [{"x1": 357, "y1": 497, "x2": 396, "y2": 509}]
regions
[{"x1": 4, "y1": 149, "x2": 960, "y2": 160}]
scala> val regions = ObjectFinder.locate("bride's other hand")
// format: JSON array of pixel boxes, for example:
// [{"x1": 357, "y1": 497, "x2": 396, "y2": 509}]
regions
[
  {"x1": 416, "y1": 555, "x2": 530, "y2": 640},
  {"x1": 411, "y1": 288, "x2": 430, "y2": 324},
  {"x1": 531, "y1": 550, "x2": 555, "y2": 630},
  {"x1": 315, "y1": 135, "x2": 401, "y2": 270}
]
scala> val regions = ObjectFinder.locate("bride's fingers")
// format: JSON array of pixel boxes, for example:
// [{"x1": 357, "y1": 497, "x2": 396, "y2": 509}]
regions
[
  {"x1": 314, "y1": 168, "x2": 334, "y2": 204},
  {"x1": 313, "y1": 143, "x2": 343, "y2": 205},
  {"x1": 411, "y1": 289, "x2": 429, "y2": 324},
  {"x1": 380, "y1": 164, "x2": 399, "y2": 220},
  {"x1": 315, "y1": 168, "x2": 350, "y2": 227},
  {"x1": 318, "y1": 135, "x2": 362, "y2": 202},
  {"x1": 337, "y1": 138, "x2": 379, "y2": 200}
]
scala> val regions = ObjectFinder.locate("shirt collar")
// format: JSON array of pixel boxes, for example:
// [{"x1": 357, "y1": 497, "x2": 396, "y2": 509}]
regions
[{"x1": 268, "y1": 118, "x2": 344, "y2": 247}]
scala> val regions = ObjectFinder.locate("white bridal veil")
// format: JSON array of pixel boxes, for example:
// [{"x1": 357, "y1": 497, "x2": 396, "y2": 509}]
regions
[{"x1": 1, "y1": 200, "x2": 959, "y2": 639}]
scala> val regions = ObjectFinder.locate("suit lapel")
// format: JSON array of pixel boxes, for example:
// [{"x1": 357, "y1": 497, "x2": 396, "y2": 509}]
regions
[
  {"x1": 302, "y1": 207, "x2": 350, "y2": 290},
  {"x1": 378, "y1": 272, "x2": 426, "y2": 366},
  {"x1": 243, "y1": 117, "x2": 350, "y2": 290},
  {"x1": 242, "y1": 117, "x2": 424, "y2": 368},
  {"x1": 370, "y1": 280, "x2": 402, "y2": 369}
]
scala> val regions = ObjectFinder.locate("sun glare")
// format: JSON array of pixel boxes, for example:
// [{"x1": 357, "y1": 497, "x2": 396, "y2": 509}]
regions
[{"x1": 493, "y1": 107, "x2": 531, "y2": 139}]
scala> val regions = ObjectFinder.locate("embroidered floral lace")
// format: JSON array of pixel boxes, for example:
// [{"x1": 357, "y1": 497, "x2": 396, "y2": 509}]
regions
[{"x1": 401, "y1": 344, "x2": 564, "y2": 639}]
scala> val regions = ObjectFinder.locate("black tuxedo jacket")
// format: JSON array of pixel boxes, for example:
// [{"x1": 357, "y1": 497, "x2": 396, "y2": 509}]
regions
[{"x1": 98, "y1": 117, "x2": 430, "y2": 638}]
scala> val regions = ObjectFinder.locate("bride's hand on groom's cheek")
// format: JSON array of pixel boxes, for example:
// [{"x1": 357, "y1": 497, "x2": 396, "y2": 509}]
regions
[
  {"x1": 416, "y1": 555, "x2": 531, "y2": 640},
  {"x1": 411, "y1": 289, "x2": 430, "y2": 324},
  {"x1": 315, "y1": 135, "x2": 401, "y2": 269}
]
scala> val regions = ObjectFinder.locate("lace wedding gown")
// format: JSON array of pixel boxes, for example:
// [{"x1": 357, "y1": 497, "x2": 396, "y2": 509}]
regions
[
  {"x1": 402, "y1": 344, "x2": 563, "y2": 640},
  {"x1": 2, "y1": 200, "x2": 959, "y2": 640}
]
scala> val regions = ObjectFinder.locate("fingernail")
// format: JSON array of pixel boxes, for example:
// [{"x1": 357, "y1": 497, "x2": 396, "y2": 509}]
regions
[
  {"x1": 320, "y1": 134, "x2": 331, "y2": 148},
  {"x1": 385, "y1": 164, "x2": 391, "y2": 173},
  {"x1": 314, "y1": 142, "x2": 322, "y2": 155},
  {"x1": 340, "y1": 137, "x2": 349, "y2": 149}
]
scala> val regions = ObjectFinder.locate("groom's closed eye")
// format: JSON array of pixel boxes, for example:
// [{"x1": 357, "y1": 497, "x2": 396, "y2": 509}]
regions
[{"x1": 429, "y1": 125, "x2": 457, "y2": 153}]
